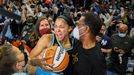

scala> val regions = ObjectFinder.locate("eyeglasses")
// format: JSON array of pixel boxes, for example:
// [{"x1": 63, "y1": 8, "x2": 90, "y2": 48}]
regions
[
  {"x1": 18, "y1": 59, "x2": 25, "y2": 62},
  {"x1": 17, "y1": 59, "x2": 25, "y2": 67}
]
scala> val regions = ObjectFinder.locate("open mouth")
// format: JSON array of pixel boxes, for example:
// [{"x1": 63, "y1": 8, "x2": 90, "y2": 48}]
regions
[{"x1": 55, "y1": 33, "x2": 63, "y2": 39}]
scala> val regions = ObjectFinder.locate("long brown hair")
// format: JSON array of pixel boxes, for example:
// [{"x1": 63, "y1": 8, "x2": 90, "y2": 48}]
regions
[{"x1": 35, "y1": 16, "x2": 51, "y2": 37}]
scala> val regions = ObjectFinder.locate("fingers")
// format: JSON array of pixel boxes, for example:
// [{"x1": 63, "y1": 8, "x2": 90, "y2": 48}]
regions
[
  {"x1": 118, "y1": 49, "x2": 125, "y2": 54},
  {"x1": 30, "y1": 57, "x2": 54, "y2": 71},
  {"x1": 113, "y1": 47, "x2": 125, "y2": 54},
  {"x1": 41, "y1": 64, "x2": 54, "y2": 71},
  {"x1": 44, "y1": 63, "x2": 54, "y2": 69},
  {"x1": 41, "y1": 60, "x2": 54, "y2": 69},
  {"x1": 131, "y1": 49, "x2": 134, "y2": 54},
  {"x1": 41, "y1": 55, "x2": 53, "y2": 65},
  {"x1": 40, "y1": 57, "x2": 54, "y2": 71},
  {"x1": 43, "y1": 55, "x2": 53, "y2": 60},
  {"x1": 114, "y1": 47, "x2": 119, "y2": 52}
]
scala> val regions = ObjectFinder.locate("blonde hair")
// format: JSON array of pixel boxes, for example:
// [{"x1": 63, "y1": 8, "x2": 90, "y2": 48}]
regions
[{"x1": 0, "y1": 44, "x2": 18, "y2": 75}]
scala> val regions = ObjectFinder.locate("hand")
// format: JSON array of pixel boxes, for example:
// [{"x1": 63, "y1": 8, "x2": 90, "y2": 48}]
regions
[
  {"x1": 30, "y1": 56, "x2": 53, "y2": 71},
  {"x1": 131, "y1": 49, "x2": 134, "y2": 54},
  {"x1": 114, "y1": 47, "x2": 120, "y2": 52},
  {"x1": 39, "y1": 57, "x2": 54, "y2": 71},
  {"x1": 118, "y1": 49, "x2": 125, "y2": 54}
]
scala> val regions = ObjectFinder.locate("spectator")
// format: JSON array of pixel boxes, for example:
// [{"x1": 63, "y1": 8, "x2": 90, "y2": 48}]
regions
[
  {"x1": 100, "y1": 24, "x2": 112, "y2": 54},
  {"x1": 35, "y1": 16, "x2": 52, "y2": 37},
  {"x1": 74, "y1": 12, "x2": 106, "y2": 75},
  {"x1": 110, "y1": 23, "x2": 134, "y2": 75},
  {"x1": 0, "y1": 43, "x2": 27, "y2": 75},
  {"x1": 21, "y1": 14, "x2": 35, "y2": 48},
  {"x1": 28, "y1": 16, "x2": 52, "y2": 48}
]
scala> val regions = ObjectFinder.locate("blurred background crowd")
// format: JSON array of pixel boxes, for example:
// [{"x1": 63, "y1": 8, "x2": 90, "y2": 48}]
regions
[
  {"x1": 0, "y1": 0, "x2": 133, "y2": 47},
  {"x1": 0, "y1": 0, "x2": 134, "y2": 75}
]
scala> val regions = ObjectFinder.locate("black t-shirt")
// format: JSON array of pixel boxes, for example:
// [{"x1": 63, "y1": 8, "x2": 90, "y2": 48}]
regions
[{"x1": 75, "y1": 41, "x2": 106, "y2": 75}]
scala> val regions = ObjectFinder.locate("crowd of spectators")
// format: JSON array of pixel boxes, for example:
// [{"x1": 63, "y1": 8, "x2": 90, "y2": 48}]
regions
[{"x1": 0, "y1": 0, "x2": 134, "y2": 75}]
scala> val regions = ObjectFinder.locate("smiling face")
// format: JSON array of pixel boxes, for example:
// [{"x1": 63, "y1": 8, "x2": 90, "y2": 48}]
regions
[
  {"x1": 54, "y1": 18, "x2": 71, "y2": 42},
  {"x1": 39, "y1": 19, "x2": 50, "y2": 30}
]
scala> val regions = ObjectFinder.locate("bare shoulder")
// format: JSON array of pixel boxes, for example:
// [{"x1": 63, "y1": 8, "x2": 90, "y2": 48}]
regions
[
  {"x1": 37, "y1": 34, "x2": 53, "y2": 47},
  {"x1": 40, "y1": 34, "x2": 52, "y2": 40},
  {"x1": 29, "y1": 34, "x2": 53, "y2": 58}
]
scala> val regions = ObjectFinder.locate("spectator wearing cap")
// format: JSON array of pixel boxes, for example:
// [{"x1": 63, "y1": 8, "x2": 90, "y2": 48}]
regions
[{"x1": 98, "y1": 24, "x2": 112, "y2": 74}]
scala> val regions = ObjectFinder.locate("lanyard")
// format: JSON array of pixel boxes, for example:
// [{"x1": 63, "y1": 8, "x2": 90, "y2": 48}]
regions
[{"x1": 49, "y1": 32, "x2": 74, "y2": 51}]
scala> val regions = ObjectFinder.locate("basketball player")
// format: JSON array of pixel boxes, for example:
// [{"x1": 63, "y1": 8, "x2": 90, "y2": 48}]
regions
[{"x1": 28, "y1": 14, "x2": 75, "y2": 75}]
